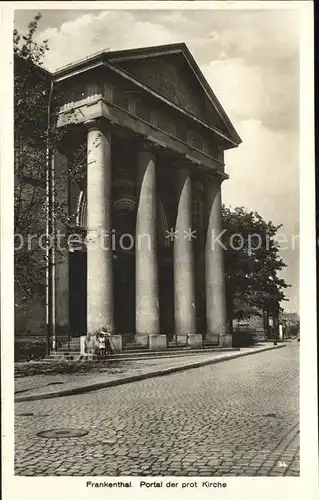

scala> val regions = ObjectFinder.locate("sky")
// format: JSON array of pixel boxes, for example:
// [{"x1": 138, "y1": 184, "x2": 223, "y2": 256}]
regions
[{"x1": 15, "y1": 7, "x2": 300, "y2": 312}]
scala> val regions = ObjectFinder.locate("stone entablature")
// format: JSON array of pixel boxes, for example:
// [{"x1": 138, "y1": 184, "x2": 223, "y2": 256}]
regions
[{"x1": 57, "y1": 97, "x2": 226, "y2": 177}]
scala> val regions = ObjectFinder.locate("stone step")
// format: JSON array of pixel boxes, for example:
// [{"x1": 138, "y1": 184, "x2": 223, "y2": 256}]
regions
[
  {"x1": 111, "y1": 347, "x2": 238, "y2": 358},
  {"x1": 45, "y1": 346, "x2": 239, "y2": 361},
  {"x1": 124, "y1": 343, "x2": 191, "y2": 351},
  {"x1": 57, "y1": 340, "x2": 80, "y2": 345},
  {"x1": 123, "y1": 347, "x2": 236, "y2": 358},
  {"x1": 123, "y1": 343, "x2": 148, "y2": 350},
  {"x1": 56, "y1": 349, "x2": 80, "y2": 353},
  {"x1": 57, "y1": 344, "x2": 80, "y2": 351},
  {"x1": 124, "y1": 342, "x2": 198, "y2": 351},
  {"x1": 46, "y1": 353, "x2": 84, "y2": 360},
  {"x1": 57, "y1": 337, "x2": 80, "y2": 344},
  {"x1": 167, "y1": 342, "x2": 188, "y2": 348},
  {"x1": 60, "y1": 339, "x2": 219, "y2": 350},
  {"x1": 50, "y1": 350, "x2": 79, "y2": 354}
]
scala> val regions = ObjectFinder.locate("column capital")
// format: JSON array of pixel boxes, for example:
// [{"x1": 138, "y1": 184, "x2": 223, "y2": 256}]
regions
[
  {"x1": 83, "y1": 118, "x2": 100, "y2": 132},
  {"x1": 205, "y1": 170, "x2": 229, "y2": 185},
  {"x1": 171, "y1": 154, "x2": 202, "y2": 172},
  {"x1": 84, "y1": 118, "x2": 114, "y2": 134},
  {"x1": 202, "y1": 171, "x2": 229, "y2": 188},
  {"x1": 172, "y1": 158, "x2": 191, "y2": 172}
]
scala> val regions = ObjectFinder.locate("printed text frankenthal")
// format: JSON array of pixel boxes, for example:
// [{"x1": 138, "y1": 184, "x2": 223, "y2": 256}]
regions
[{"x1": 86, "y1": 481, "x2": 132, "y2": 488}]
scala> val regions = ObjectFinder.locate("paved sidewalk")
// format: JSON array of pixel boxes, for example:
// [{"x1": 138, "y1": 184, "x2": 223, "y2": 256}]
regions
[{"x1": 15, "y1": 343, "x2": 285, "y2": 402}]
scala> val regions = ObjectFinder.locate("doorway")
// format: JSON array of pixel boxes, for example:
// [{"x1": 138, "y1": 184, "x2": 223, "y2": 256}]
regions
[
  {"x1": 69, "y1": 250, "x2": 87, "y2": 337},
  {"x1": 114, "y1": 252, "x2": 135, "y2": 335}
]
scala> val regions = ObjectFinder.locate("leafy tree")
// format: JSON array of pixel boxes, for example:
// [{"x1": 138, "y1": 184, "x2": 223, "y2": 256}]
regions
[
  {"x1": 221, "y1": 206, "x2": 289, "y2": 334},
  {"x1": 14, "y1": 14, "x2": 52, "y2": 304},
  {"x1": 14, "y1": 14, "x2": 86, "y2": 306}
]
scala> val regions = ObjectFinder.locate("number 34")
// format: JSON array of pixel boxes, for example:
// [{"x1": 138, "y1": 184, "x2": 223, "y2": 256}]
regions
[{"x1": 277, "y1": 461, "x2": 288, "y2": 468}]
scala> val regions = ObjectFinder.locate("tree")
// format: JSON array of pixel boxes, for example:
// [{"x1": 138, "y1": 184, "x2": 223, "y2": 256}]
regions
[
  {"x1": 14, "y1": 14, "x2": 86, "y2": 306},
  {"x1": 14, "y1": 14, "x2": 51, "y2": 302},
  {"x1": 221, "y1": 206, "x2": 289, "y2": 334}
]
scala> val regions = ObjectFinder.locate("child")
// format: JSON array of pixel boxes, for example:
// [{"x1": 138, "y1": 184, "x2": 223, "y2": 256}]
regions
[
  {"x1": 98, "y1": 329, "x2": 114, "y2": 356},
  {"x1": 97, "y1": 331, "x2": 106, "y2": 357},
  {"x1": 104, "y1": 332, "x2": 114, "y2": 355}
]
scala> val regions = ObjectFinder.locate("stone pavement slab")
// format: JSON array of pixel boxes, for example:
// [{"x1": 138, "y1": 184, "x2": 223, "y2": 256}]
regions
[{"x1": 15, "y1": 343, "x2": 285, "y2": 402}]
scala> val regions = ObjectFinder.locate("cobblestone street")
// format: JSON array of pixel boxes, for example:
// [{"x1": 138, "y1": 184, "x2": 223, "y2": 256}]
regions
[{"x1": 15, "y1": 343, "x2": 299, "y2": 477}]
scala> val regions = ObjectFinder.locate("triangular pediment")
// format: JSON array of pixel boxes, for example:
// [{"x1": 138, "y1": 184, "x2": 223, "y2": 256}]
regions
[{"x1": 108, "y1": 43, "x2": 241, "y2": 146}]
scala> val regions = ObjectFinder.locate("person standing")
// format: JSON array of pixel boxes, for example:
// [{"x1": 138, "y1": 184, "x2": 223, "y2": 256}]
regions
[
  {"x1": 104, "y1": 332, "x2": 114, "y2": 355},
  {"x1": 97, "y1": 331, "x2": 106, "y2": 357}
]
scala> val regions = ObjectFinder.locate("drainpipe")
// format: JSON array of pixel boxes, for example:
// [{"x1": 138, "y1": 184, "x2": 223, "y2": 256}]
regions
[
  {"x1": 45, "y1": 78, "x2": 56, "y2": 355},
  {"x1": 51, "y1": 151, "x2": 56, "y2": 351}
]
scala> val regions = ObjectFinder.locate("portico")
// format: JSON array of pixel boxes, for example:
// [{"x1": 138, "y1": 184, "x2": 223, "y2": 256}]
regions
[{"x1": 53, "y1": 43, "x2": 241, "y2": 351}]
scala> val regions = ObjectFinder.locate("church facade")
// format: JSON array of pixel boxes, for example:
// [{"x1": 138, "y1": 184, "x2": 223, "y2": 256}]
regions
[{"x1": 49, "y1": 43, "x2": 241, "y2": 351}]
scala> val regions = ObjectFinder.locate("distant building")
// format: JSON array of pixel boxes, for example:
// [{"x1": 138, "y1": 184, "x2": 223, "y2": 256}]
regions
[
  {"x1": 280, "y1": 311, "x2": 300, "y2": 337},
  {"x1": 233, "y1": 314, "x2": 267, "y2": 343}
]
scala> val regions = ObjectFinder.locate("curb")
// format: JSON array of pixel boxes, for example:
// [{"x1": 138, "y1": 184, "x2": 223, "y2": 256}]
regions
[{"x1": 15, "y1": 344, "x2": 286, "y2": 403}]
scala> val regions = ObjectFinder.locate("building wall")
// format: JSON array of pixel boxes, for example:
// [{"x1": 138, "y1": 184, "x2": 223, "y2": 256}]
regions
[{"x1": 14, "y1": 55, "x2": 50, "y2": 339}]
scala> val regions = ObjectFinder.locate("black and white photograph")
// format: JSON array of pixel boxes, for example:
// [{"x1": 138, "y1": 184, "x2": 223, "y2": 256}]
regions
[{"x1": 1, "y1": 1, "x2": 317, "y2": 499}]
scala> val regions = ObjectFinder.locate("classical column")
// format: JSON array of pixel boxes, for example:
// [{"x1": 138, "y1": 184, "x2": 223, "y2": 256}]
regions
[
  {"x1": 174, "y1": 166, "x2": 196, "y2": 335},
  {"x1": 205, "y1": 175, "x2": 230, "y2": 346},
  {"x1": 135, "y1": 142, "x2": 160, "y2": 336},
  {"x1": 194, "y1": 178, "x2": 206, "y2": 334},
  {"x1": 85, "y1": 119, "x2": 114, "y2": 334}
]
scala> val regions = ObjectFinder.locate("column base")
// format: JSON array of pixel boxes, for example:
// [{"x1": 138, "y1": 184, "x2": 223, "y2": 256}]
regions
[
  {"x1": 219, "y1": 334, "x2": 232, "y2": 348},
  {"x1": 174, "y1": 334, "x2": 188, "y2": 345},
  {"x1": 134, "y1": 334, "x2": 149, "y2": 348},
  {"x1": 134, "y1": 334, "x2": 168, "y2": 350},
  {"x1": 110, "y1": 335, "x2": 122, "y2": 353},
  {"x1": 81, "y1": 333, "x2": 123, "y2": 354},
  {"x1": 205, "y1": 333, "x2": 219, "y2": 344},
  {"x1": 187, "y1": 334, "x2": 203, "y2": 348},
  {"x1": 149, "y1": 334, "x2": 167, "y2": 351},
  {"x1": 81, "y1": 334, "x2": 98, "y2": 355},
  {"x1": 80, "y1": 336, "x2": 86, "y2": 355}
]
